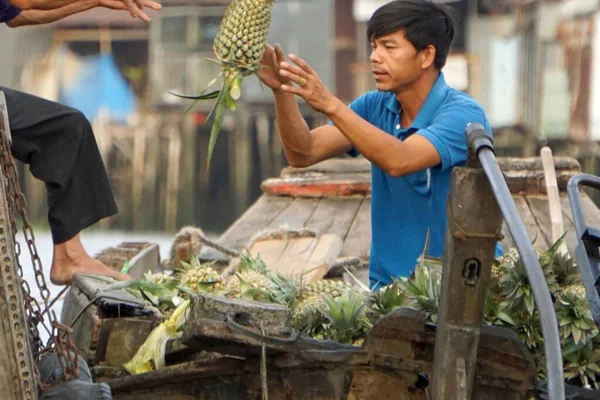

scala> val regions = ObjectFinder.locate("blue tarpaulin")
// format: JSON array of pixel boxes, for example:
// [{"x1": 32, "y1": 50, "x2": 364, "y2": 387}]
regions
[{"x1": 58, "y1": 50, "x2": 136, "y2": 124}]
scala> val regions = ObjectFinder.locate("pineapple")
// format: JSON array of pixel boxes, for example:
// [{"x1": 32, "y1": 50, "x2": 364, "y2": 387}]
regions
[
  {"x1": 177, "y1": 260, "x2": 224, "y2": 294},
  {"x1": 144, "y1": 271, "x2": 176, "y2": 286},
  {"x1": 563, "y1": 339, "x2": 600, "y2": 389},
  {"x1": 556, "y1": 284, "x2": 598, "y2": 345},
  {"x1": 268, "y1": 272, "x2": 303, "y2": 308},
  {"x1": 222, "y1": 250, "x2": 274, "y2": 300},
  {"x1": 498, "y1": 245, "x2": 557, "y2": 315},
  {"x1": 291, "y1": 294, "x2": 327, "y2": 336},
  {"x1": 172, "y1": 0, "x2": 275, "y2": 170},
  {"x1": 511, "y1": 309, "x2": 543, "y2": 351},
  {"x1": 483, "y1": 292, "x2": 514, "y2": 327},
  {"x1": 223, "y1": 269, "x2": 273, "y2": 301},
  {"x1": 318, "y1": 288, "x2": 371, "y2": 345},
  {"x1": 298, "y1": 279, "x2": 351, "y2": 303},
  {"x1": 396, "y1": 263, "x2": 441, "y2": 323},
  {"x1": 550, "y1": 251, "x2": 581, "y2": 290},
  {"x1": 368, "y1": 281, "x2": 406, "y2": 323}
]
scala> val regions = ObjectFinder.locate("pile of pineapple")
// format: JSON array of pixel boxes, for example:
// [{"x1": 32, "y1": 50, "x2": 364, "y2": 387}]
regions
[
  {"x1": 127, "y1": 235, "x2": 599, "y2": 390},
  {"x1": 134, "y1": 252, "x2": 376, "y2": 346},
  {"x1": 395, "y1": 235, "x2": 600, "y2": 391}
]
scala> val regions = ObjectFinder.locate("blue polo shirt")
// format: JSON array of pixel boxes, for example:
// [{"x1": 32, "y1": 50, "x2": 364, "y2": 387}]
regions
[
  {"x1": 337, "y1": 72, "x2": 502, "y2": 287},
  {"x1": 0, "y1": 0, "x2": 21, "y2": 23}
]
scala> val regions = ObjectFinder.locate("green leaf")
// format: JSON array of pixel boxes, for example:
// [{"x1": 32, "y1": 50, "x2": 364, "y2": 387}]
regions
[
  {"x1": 497, "y1": 312, "x2": 515, "y2": 325},
  {"x1": 525, "y1": 294, "x2": 535, "y2": 315},
  {"x1": 168, "y1": 90, "x2": 221, "y2": 100},
  {"x1": 573, "y1": 326, "x2": 582, "y2": 344},
  {"x1": 140, "y1": 288, "x2": 160, "y2": 306},
  {"x1": 205, "y1": 81, "x2": 232, "y2": 172}
]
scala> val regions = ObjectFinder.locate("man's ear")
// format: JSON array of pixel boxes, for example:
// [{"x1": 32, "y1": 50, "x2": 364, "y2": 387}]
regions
[{"x1": 421, "y1": 45, "x2": 436, "y2": 69}]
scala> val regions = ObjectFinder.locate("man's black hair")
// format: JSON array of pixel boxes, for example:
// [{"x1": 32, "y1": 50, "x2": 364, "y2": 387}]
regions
[{"x1": 367, "y1": 0, "x2": 457, "y2": 70}]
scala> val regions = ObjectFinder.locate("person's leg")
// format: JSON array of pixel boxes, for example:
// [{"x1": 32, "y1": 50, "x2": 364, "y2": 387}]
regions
[{"x1": 0, "y1": 86, "x2": 130, "y2": 285}]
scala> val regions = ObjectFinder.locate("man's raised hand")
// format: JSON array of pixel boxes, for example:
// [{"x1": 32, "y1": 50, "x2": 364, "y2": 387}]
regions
[{"x1": 100, "y1": 0, "x2": 161, "y2": 22}]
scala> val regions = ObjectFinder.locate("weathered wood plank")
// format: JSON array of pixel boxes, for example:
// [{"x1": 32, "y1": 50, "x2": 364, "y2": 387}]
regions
[
  {"x1": 497, "y1": 156, "x2": 580, "y2": 172},
  {"x1": 279, "y1": 156, "x2": 580, "y2": 178},
  {"x1": 262, "y1": 173, "x2": 371, "y2": 197},
  {"x1": 563, "y1": 191, "x2": 600, "y2": 232},
  {"x1": 271, "y1": 236, "x2": 319, "y2": 277},
  {"x1": 210, "y1": 195, "x2": 294, "y2": 253},
  {"x1": 526, "y1": 195, "x2": 578, "y2": 253},
  {"x1": 513, "y1": 196, "x2": 549, "y2": 250},
  {"x1": 188, "y1": 295, "x2": 291, "y2": 336},
  {"x1": 248, "y1": 238, "x2": 289, "y2": 272},
  {"x1": 267, "y1": 197, "x2": 320, "y2": 230},
  {"x1": 248, "y1": 233, "x2": 342, "y2": 282},
  {"x1": 304, "y1": 196, "x2": 363, "y2": 239},
  {"x1": 342, "y1": 197, "x2": 371, "y2": 259},
  {"x1": 281, "y1": 158, "x2": 371, "y2": 176},
  {"x1": 302, "y1": 234, "x2": 344, "y2": 282},
  {"x1": 182, "y1": 318, "x2": 356, "y2": 358}
]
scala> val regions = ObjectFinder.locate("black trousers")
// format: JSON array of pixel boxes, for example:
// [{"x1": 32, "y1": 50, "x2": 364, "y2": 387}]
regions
[{"x1": 0, "y1": 86, "x2": 118, "y2": 244}]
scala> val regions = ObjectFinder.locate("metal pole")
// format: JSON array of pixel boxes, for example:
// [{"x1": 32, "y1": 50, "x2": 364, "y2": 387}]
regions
[
  {"x1": 430, "y1": 126, "x2": 504, "y2": 399},
  {"x1": 0, "y1": 93, "x2": 38, "y2": 400},
  {"x1": 467, "y1": 123, "x2": 565, "y2": 400}
]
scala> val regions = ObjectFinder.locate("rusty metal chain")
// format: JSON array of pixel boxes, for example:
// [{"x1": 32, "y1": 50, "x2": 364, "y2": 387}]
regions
[{"x1": 0, "y1": 117, "x2": 80, "y2": 391}]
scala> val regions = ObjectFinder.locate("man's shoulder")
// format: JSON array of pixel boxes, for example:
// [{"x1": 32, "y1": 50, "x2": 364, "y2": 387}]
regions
[{"x1": 439, "y1": 88, "x2": 488, "y2": 121}]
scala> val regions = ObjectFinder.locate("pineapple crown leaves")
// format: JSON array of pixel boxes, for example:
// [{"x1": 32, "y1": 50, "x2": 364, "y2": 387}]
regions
[
  {"x1": 268, "y1": 272, "x2": 303, "y2": 308},
  {"x1": 396, "y1": 263, "x2": 441, "y2": 323},
  {"x1": 498, "y1": 246, "x2": 560, "y2": 315},
  {"x1": 117, "y1": 278, "x2": 181, "y2": 308},
  {"x1": 556, "y1": 285, "x2": 599, "y2": 345},
  {"x1": 292, "y1": 296, "x2": 328, "y2": 336},
  {"x1": 511, "y1": 309, "x2": 543, "y2": 350},
  {"x1": 317, "y1": 288, "x2": 372, "y2": 344},
  {"x1": 370, "y1": 281, "x2": 407, "y2": 321},
  {"x1": 563, "y1": 339, "x2": 600, "y2": 389},
  {"x1": 483, "y1": 293, "x2": 515, "y2": 327},
  {"x1": 236, "y1": 250, "x2": 269, "y2": 275}
]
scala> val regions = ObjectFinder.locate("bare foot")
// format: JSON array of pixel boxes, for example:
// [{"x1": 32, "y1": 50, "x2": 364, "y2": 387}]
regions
[
  {"x1": 49, "y1": 233, "x2": 132, "y2": 286},
  {"x1": 50, "y1": 257, "x2": 131, "y2": 286}
]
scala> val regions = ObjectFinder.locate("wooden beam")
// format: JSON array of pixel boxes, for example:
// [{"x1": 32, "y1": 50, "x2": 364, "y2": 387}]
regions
[{"x1": 431, "y1": 165, "x2": 504, "y2": 400}]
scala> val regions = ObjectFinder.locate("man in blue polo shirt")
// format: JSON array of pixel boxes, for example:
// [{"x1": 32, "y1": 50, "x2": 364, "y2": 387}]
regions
[
  {"x1": 258, "y1": 0, "x2": 499, "y2": 287},
  {"x1": 1, "y1": 0, "x2": 159, "y2": 285}
]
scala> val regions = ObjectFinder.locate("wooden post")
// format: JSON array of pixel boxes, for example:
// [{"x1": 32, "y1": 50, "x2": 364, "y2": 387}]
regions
[
  {"x1": 430, "y1": 135, "x2": 504, "y2": 399},
  {"x1": 541, "y1": 146, "x2": 568, "y2": 253}
]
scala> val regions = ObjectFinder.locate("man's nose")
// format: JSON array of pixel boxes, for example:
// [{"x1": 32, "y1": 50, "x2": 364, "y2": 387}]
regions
[{"x1": 370, "y1": 49, "x2": 381, "y2": 64}]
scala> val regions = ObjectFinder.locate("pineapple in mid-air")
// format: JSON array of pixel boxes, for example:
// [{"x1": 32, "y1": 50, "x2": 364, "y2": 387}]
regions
[{"x1": 173, "y1": 0, "x2": 275, "y2": 170}]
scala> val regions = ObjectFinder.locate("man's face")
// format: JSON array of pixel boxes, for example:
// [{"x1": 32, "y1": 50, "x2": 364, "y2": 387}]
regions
[{"x1": 369, "y1": 30, "x2": 425, "y2": 92}]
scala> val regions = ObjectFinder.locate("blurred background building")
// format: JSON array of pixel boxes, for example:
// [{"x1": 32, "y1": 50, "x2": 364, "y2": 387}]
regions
[{"x1": 1, "y1": 0, "x2": 599, "y2": 237}]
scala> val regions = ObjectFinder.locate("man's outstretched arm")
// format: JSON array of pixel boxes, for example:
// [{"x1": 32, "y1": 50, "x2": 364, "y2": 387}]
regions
[
  {"x1": 258, "y1": 44, "x2": 353, "y2": 168},
  {"x1": 6, "y1": 0, "x2": 159, "y2": 22},
  {"x1": 6, "y1": 0, "x2": 159, "y2": 27}
]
